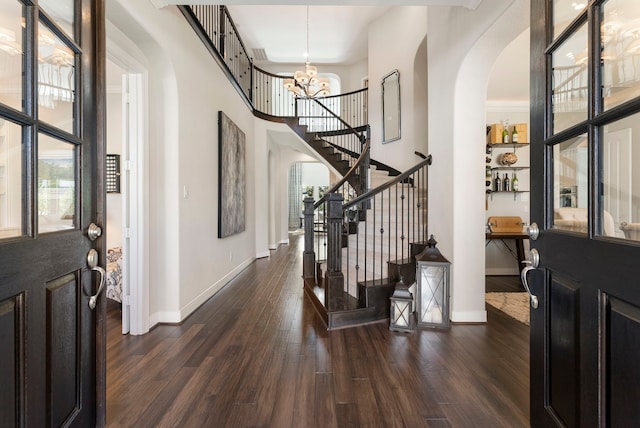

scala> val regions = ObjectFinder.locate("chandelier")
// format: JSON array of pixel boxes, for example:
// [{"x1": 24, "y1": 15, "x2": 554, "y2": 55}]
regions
[{"x1": 283, "y1": 6, "x2": 330, "y2": 98}]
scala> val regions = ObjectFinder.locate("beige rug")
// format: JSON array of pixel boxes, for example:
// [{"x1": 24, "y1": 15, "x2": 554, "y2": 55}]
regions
[{"x1": 486, "y1": 292, "x2": 530, "y2": 326}]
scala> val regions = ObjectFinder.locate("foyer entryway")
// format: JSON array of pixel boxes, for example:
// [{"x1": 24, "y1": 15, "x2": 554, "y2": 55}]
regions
[{"x1": 106, "y1": 234, "x2": 529, "y2": 427}]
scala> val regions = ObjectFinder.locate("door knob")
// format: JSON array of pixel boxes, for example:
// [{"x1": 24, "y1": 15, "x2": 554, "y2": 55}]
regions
[
  {"x1": 527, "y1": 222, "x2": 540, "y2": 240},
  {"x1": 520, "y1": 248, "x2": 540, "y2": 309},
  {"x1": 87, "y1": 223, "x2": 102, "y2": 241}
]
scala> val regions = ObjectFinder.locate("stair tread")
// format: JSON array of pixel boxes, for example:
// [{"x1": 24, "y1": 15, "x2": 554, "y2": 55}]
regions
[
  {"x1": 358, "y1": 278, "x2": 395, "y2": 287},
  {"x1": 388, "y1": 257, "x2": 416, "y2": 265}
]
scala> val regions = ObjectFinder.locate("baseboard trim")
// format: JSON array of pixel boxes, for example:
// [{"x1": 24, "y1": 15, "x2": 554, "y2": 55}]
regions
[
  {"x1": 486, "y1": 268, "x2": 520, "y2": 276},
  {"x1": 179, "y1": 256, "x2": 255, "y2": 321},
  {"x1": 256, "y1": 250, "x2": 270, "y2": 259},
  {"x1": 451, "y1": 310, "x2": 487, "y2": 323},
  {"x1": 152, "y1": 311, "x2": 181, "y2": 324}
]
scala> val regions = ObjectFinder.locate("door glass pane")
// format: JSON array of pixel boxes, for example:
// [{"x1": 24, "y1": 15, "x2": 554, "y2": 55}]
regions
[
  {"x1": 602, "y1": 0, "x2": 640, "y2": 111},
  {"x1": 552, "y1": 23, "x2": 588, "y2": 134},
  {"x1": 38, "y1": 22, "x2": 76, "y2": 134},
  {"x1": 0, "y1": 0, "x2": 24, "y2": 111},
  {"x1": 552, "y1": 134, "x2": 588, "y2": 234},
  {"x1": 38, "y1": 134, "x2": 76, "y2": 233},
  {"x1": 39, "y1": 0, "x2": 74, "y2": 40},
  {"x1": 553, "y1": 0, "x2": 588, "y2": 38},
  {"x1": 0, "y1": 119, "x2": 22, "y2": 239},
  {"x1": 602, "y1": 112, "x2": 640, "y2": 240}
]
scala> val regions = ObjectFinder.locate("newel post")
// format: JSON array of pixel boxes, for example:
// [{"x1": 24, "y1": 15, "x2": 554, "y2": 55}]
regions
[
  {"x1": 303, "y1": 197, "x2": 316, "y2": 280},
  {"x1": 324, "y1": 193, "x2": 344, "y2": 311}
]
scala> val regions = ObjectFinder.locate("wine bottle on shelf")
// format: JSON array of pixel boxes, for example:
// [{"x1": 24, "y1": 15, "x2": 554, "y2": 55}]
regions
[
  {"x1": 494, "y1": 172, "x2": 501, "y2": 192},
  {"x1": 503, "y1": 173, "x2": 510, "y2": 192},
  {"x1": 512, "y1": 126, "x2": 519, "y2": 143},
  {"x1": 512, "y1": 172, "x2": 519, "y2": 191},
  {"x1": 502, "y1": 124, "x2": 509, "y2": 144}
]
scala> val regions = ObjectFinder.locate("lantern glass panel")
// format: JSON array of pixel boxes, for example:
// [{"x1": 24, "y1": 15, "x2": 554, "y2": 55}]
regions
[
  {"x1": 393, "y1": 300, "x2": 412, "y2": 327},
  {"x1": 418, "y1": 264, "x2": 447, "y2": 325}
]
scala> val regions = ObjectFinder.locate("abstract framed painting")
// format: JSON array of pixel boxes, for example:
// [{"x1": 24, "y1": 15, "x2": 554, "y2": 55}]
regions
[{"x1": 218, "y1": 111, "x2": 246, "y2": 238}]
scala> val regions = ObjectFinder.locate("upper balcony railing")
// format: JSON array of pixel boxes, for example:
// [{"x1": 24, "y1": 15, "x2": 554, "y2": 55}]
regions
[{"x1": 180, "y1": 5, "x2": 367, "y2": 132}]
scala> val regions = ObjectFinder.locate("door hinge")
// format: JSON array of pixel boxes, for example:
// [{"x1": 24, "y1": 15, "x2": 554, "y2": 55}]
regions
[
  {"x1": 123, "y1": 227, "x2": 131, "y2": 238},
  {"x1": 123, "y1": 160, "x2": 132, "y2": 171}
]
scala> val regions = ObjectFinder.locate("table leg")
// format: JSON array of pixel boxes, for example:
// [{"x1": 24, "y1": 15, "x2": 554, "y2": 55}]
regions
[{"x1": 515, "y1": 238, "x2": 525, "y2": 268}]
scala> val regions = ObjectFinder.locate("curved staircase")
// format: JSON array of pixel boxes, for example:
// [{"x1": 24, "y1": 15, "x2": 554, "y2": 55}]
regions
[{"x1": 180, "y1": 3, "x2": 433, "y2": 330}]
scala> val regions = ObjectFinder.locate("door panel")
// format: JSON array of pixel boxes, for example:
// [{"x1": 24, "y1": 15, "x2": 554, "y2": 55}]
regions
[
  {"x1": 47, "y1": 272, "x2": 81, "y2": 427},
  {"x1": 530, "y1": 0, "x2": 640, "y2": 427},
  {"x1": 0, "y1": 0, "x2": 105, "y2": 427},
  {"x1": 0, "y1": 294, "x2": 24, "y2": 428},
  {"x1": 605, "y1": 296, "x2": 640, "y2": 425},
  {"x1": 531, "y1": 0, "x2": 640, "y2": 426},
  {"x1": 548, "y1": 274, "x2": 579, "y2": 428}
]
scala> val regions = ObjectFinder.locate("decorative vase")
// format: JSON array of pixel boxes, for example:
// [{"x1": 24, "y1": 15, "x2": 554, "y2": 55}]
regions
[{"x1": 499, "y1": 152, "x2": 518, "y2": 166}]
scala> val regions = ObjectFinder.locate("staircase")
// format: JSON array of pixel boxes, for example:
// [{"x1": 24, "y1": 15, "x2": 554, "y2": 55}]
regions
[
  {"x1": 180, "y1": 3, "x2": 433, "y2": 330},
  {"x1": 303, "y1": 154, "x2": 431, "y2": 329}
]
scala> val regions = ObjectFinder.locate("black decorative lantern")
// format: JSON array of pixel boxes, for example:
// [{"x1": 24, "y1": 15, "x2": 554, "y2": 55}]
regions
[
  {"x1": 415, "y1": 235, "x2": 451, "y2": 328},
  {"x1": 389, "y1": 277, "x2": 415, "y2": 332}
]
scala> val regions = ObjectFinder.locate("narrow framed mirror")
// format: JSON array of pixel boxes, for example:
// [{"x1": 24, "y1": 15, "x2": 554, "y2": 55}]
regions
[{"x1": 382, "y1": 69, "x2": 400, "y2": 143}]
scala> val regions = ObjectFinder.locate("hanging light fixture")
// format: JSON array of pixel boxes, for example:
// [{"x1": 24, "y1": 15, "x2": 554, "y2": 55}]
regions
[{"x1": 283, "y1": 6, "x2": 330, "y2": 98}]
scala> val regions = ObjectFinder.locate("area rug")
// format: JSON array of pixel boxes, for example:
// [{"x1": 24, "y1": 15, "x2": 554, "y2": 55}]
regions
[{"x1": 485, "y1": 292, "x2": 530, "y2": 326}]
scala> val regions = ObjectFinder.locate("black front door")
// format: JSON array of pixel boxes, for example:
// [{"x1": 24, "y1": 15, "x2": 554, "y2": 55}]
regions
[
  {"x1": 530, "y1": 0, "x2": 640, "y2": 426},
  {"x1": 0, "y1": 0, "x2": 105, "y2": 426}
]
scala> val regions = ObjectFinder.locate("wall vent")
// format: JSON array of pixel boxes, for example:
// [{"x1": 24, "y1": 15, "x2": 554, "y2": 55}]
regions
[{"x1": 252, "y1": 48, "x2": 268, "y2": 61}]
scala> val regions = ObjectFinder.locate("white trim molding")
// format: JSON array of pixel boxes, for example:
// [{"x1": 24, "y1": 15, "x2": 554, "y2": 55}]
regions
[{"x1": 451, "y1": 310, "x2": 487, "y2": 323}]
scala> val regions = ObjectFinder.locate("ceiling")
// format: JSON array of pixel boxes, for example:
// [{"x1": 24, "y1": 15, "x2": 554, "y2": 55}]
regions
[
  {"x1": 151, "y1": 0, "x2": 483, "y2": 65},
  {"x1": 227, "y1": 5, "x2": 391, "y2": 65}
]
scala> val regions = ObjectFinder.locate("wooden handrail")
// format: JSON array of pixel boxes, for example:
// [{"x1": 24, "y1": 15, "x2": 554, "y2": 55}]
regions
[
  {"x1": 343, "y1": 154, "x2": 432, "y2": 211},
  {"x1": 313, "y1": 139, "x2": 370, "y2": 210}
]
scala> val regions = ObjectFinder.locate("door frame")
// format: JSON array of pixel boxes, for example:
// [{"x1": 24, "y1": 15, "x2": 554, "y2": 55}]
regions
[{"x1": 106, "y1": 25, "x2": 150, "y2": 335}]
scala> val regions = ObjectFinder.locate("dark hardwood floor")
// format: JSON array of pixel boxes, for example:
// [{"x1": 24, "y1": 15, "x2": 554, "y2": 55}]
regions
[
  {"x1": 485, "y1": 275, "x2": 525, "y2": 293},
  {"x1": 106, "y1": 234, "x2": 529, "y2": 427}
]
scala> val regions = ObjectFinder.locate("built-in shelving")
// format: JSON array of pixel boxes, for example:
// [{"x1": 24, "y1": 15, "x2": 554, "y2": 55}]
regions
[
  {"x1": 486, "y1": 136, "x2": 530, "y2": 203},
  {"x1": 487, "y1": 142, "x2": 529, "y2": 148},
  {"x1": 491, "y1": 166, "x2": 529, "y2": 171}
]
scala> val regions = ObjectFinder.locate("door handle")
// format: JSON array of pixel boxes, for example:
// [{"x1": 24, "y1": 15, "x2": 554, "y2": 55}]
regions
[
  {"x1": 86, "y1": 249, "x2": 106, "y2": 310},
  {"x1": 520, "y1": 248, "x2": 539, "y2": 309}
]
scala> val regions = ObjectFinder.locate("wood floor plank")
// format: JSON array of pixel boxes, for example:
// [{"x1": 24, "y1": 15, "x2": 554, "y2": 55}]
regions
[{"x1": 106, "y1": 234, "x2": 530, "y2": 427}]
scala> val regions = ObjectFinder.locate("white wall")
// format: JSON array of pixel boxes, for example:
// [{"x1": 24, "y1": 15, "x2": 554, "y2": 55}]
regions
[
  {"x1": 427, "y1": 0, "x2": 529, "y2": 323},
  {"x1": 368, "y1": 6, "x2": 428, "y2": 172},
  {"x1": 301, "y1": 162, "x2": 330, "y2": 200},
  {"x1": 106, "y1": 90, "x2": 123, "y2": 251},
  {"x1": 108, "y1": 0, "x2": 258, "y2": 324},
  {"x1": 252, "y1": 118, "x2": 324, "y2": 258}
]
